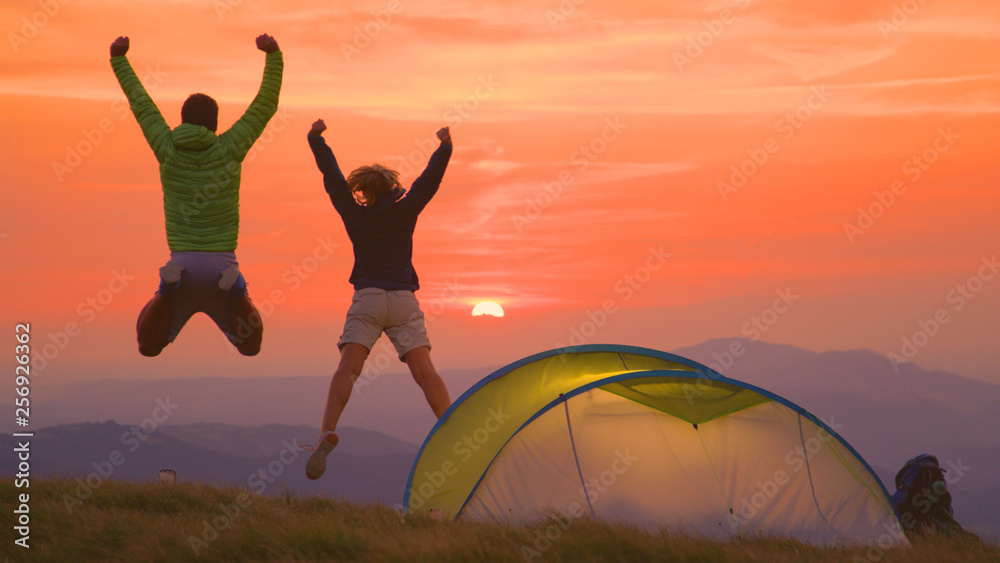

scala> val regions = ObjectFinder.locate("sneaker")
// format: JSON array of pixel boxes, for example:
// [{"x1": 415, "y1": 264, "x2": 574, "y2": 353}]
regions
[{"x1": 303, "y1": 431, "x2": 339, "y2": 480}]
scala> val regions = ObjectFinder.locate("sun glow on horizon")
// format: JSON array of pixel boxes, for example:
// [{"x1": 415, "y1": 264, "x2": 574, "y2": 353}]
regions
[{"x1": 472, "y1": 302, "x2": 505, "y2": 317}]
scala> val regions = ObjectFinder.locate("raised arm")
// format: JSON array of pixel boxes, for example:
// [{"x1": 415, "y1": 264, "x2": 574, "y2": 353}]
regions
[
  {"x1": 399, "y1": 127, "x2": 453, "y2": 215},
  {"x1": 109, "y1": 36, "x2": 171, "y2": 163},
  {"x1": 307, "y1": 119, "x2": 358, "y2": 217},
  {"x1": 221, "y1": 34, "x2": 284, "y2": 161}
]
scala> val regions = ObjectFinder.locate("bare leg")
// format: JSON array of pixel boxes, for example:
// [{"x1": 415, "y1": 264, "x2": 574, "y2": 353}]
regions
[
  {"x1": 307, "y1": 343, "x2": 367, "y2": 480},
  {"x1": 230, "y1": 294, "x2": 263, "y2": 356},
  {"x1": 403, "y1": 346, "x2": 451, "y2": 418},
  {"x1": 136, "y1": 293, "x2": 172, "y2": 357},
  {"x1": 320, "y1": 343, "x2": 370, "y2": 434}
]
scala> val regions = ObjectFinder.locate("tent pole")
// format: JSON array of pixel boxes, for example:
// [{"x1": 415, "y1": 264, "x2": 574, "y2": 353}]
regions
[{"x1": 562, "y1": 394, "x2": 597, "y2": 518}]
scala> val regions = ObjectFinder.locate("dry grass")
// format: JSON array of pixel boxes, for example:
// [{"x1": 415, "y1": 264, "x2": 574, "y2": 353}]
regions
[{"x1": 2, "y1": 478, "x2": 996, "y2": 562}]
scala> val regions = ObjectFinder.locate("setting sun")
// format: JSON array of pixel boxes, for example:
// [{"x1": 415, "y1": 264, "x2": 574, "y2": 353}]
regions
[{"x1": 472, "y1": 302, "x2": 505, "y2": 318}]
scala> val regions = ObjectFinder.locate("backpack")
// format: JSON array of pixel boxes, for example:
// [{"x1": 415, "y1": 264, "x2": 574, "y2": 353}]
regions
[{"x1": 889, "y1": 454, "x2": 968, "y2": 538}]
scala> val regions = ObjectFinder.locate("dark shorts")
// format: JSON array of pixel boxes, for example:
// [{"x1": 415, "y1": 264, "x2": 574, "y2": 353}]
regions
[{"x1": 157, "y1": 251, "x2": 249, "y2": 345}]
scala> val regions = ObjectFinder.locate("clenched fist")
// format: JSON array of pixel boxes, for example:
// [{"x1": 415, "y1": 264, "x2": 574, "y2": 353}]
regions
[
  {"x1": 110, "y1": 36, "x2": 129, "y2": 57},
  {"x1": 256, "y1": 34, "x2": 279, "y2": 54}
]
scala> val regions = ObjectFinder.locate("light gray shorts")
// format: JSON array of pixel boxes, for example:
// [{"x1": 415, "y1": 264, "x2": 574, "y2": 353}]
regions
[
  {"x1": 158, "y1": 251, "x2": 249, "y2": 345},
  {"x1": 339, "y1": 288, "x2": 430, "y2": 361}
]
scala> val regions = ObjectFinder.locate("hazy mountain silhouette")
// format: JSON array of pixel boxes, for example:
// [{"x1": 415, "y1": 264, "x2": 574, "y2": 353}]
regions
[
  {"x1": 1, "y1": 421, "x2": 417, "y2": 505},
  {"x1": 157, "y1": 423, "x2": 419, "y2": 459},
  {"x1": 3, "y1": 340, "x2": 997, "y2": 536},
  {"x1": 4, "y1": 370, "x2": 490, "y2": 444}
]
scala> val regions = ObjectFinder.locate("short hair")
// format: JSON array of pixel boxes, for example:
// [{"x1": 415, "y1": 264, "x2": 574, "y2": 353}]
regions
[
  {"x1": 181, "y1": 93, "x2": 219, "y2": 132},
  {"x1": 347, "y1": 164, "x2": 404, "y2": 206}
]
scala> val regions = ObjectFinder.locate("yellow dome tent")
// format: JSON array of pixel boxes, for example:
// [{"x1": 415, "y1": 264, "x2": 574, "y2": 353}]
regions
[{"x1": 404, "y1": 345, "x2": 906, "y2": 546}]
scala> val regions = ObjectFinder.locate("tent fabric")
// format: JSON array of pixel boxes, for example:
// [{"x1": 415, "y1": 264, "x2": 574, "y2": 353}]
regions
[
  {"x1": 404, "y1": 345, "x2": 905, "y2": 546},
  {"x1": 600, "y1": 376, "x2": 773, "y2": 425}
]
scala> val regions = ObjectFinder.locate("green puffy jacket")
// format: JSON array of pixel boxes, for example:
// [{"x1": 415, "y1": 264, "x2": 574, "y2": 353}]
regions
[{"x1": 111, "y1": 51, "x2": 283, "y2": 252}]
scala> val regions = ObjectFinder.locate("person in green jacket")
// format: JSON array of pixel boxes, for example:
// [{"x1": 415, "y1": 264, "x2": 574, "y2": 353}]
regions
[{"x1": 109, "y1": 34, "x2": 283, "y2": 356}]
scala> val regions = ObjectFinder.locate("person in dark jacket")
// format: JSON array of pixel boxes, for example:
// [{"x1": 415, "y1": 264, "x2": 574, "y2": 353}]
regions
[
  {"x1": 109, "y1": 34, "x2": 283, "y2": 357},
  {"x1": 303, "y1": 118, "x2": 452, "y2": 479}
]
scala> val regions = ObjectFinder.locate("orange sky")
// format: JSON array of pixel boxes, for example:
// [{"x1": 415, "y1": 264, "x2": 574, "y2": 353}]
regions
[{"x1": 1, "y1": 0, "x2": 998, "y2": 385}]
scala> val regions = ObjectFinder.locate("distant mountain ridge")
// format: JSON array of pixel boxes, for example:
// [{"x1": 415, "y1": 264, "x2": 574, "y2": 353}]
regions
[
  {"x1": 3, "y1": 340, "x2": 997, "y2": 537},
  {"x1": 1, "y1": 421, "x2": 418, "y2": 505},
  {"x1": 156, "y1": 423, "x2": 419, "y2": 458}
]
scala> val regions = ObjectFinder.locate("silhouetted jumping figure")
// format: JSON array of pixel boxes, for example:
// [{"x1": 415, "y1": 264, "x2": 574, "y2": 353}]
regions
[
  {"x1": 303, "y1": 119, "x2": 453, "y2": 479},
  {"x1": 109, "y1": 34, "x2": 283, "y2": 357}
]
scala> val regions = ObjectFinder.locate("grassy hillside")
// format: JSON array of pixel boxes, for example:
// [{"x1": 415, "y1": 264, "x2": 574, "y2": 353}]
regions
[{"x1": 3, "y1": 479, "x2": 996, "y2": 562}]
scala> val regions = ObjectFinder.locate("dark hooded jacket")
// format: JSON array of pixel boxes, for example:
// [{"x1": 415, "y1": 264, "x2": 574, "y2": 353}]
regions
[{"x1": 308, "y1": 134, "x2": 452, "y2": 291}]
